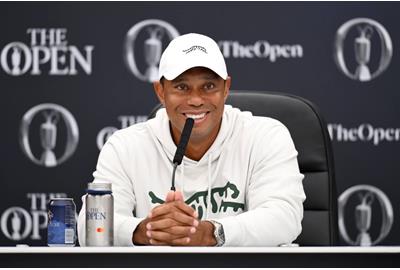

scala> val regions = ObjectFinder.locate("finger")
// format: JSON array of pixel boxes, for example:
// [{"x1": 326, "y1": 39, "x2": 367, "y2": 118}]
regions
[
  {"x1": 149, "y1": 238, "x2": 168, "y2": 246},
  {"x1": 172, "y1": 200, "x2": 198, "y2": 217},
  {"x1": 149, "y1": 204, "x2": 173, "y2": 219},
  {"x1": 174, "y1": 190, "x2": 184, "y2": 201},
  {"x1": 165, "y1": 191, "x2": 175, "y2": 203},
  {"x1": 148, "y1": 230, "x2": 181, "y2": 242},
  {"x1": 148, "y1": 218, "x2": 196, "y2": 234},
  {"x1": 149, "y1": 212, "x2": 198, "y2": 228},
  {"x1": 147, "y1": 218, "x2": 176, "y2": 230},
  {"x1": 170, "y1": 236, "x2": 191, "y2": 246},
  {"x1": 164, "y1": 225, "x2": 196, "y2": 236},
  {"x1": 151, "y1": 201, "x2": 197, "y2": 219},
  {"x1": 148, "y1": 199, "x2": 188, "y2": 219}
]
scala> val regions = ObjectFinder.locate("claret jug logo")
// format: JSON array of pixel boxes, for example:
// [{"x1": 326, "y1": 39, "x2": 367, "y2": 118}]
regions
[
  {"x1": 1, "y1": 28, "x2": 94, "y2": 76},
  {"x1": 124, "y1": 19, "x2": 179, "y2": 83},
  {"x1": 1, "y1": 193, "x2": 67, "y2": 242},
  {"x1": 19, "y1": 103, "x2": 79, "y2": 167},
  {"x1": 334, "y1": 18, "x2": 392, "y2": 82},
  {"x1": 96, "y1": 115, "x2": 148, "y2": 150},
  {"x1": 149, "y1": 182, "x2": 245, "y2": 219},
  {"x1": 338, "y1": 185, "x2": 393, "y2": 246}
]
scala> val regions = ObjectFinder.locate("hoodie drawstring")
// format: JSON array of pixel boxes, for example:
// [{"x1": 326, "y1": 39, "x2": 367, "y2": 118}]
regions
[
  {"x1": 206, "y1": 152, "x2": 213, "y2": 219},
  {"x1": 180, "y1": 160, "x2": 185, "y2": 198},
  {"x1": 206, "y1": 149, "x2": 226, "y2": 220},
  {"x1": 179, "y1": 150, "x2": 224, "y2": 220}
]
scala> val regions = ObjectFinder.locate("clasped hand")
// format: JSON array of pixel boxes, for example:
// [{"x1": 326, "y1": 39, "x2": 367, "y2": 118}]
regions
[{"x1": 133, "y1": 190, "x2": 215, "y2": 246}]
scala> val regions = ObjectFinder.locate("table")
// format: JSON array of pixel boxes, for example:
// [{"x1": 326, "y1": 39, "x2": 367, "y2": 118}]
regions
[{"x1": 0, "y1": 246, "x2": 399, "y2": 267}]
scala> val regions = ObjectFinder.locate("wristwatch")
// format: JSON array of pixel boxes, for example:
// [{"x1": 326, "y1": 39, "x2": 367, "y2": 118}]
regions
[{"x1": 209, "y1": 220, "x2": 225, "y2": 247}]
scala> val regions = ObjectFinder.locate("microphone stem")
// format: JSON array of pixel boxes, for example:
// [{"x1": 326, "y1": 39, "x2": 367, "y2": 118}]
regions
[{"x1": 171, "y1": 162, "x2": 178, "y2": 191}]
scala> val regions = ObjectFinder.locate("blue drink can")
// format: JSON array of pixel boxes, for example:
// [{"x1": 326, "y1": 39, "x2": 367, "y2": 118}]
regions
[{"x1": 47, "y1": 198, "x2": 76, "y2": 246}]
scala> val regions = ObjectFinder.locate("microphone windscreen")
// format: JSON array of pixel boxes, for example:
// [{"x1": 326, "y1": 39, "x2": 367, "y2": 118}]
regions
[{"x1": 173, "y1": 118, "x2": 194, "y2": 165}]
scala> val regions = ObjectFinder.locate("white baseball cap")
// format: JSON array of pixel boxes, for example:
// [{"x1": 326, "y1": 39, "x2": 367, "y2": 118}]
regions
[{"x1": 158, "y1": 33, "x2": 228, "y2": 81}]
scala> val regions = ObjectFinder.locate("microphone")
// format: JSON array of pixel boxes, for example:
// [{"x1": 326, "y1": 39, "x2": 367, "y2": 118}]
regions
[{"x1": 171, "y1": 118, "x2": 194, "y2": 191}]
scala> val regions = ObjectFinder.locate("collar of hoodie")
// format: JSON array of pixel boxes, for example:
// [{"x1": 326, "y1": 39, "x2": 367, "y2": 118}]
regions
[{"x1": 148, "y1": 105, "x2": 236, "y2": 167}]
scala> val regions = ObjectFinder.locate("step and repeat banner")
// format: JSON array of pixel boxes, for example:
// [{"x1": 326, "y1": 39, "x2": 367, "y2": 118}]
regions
[{"x1": 0, "y1": 2, "x2": 399, "y2": 246}]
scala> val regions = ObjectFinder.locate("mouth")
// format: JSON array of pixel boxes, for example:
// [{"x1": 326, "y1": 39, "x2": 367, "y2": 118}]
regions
[{"x1": 183, "y1": 112, "x2": 210, "y2": 124}]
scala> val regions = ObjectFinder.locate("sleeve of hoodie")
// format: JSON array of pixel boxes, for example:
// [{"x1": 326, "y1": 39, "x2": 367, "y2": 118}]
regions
[
  {"x1": 77, "y1": 131, "x2": 144, "y2": 246},
  {"x1": 217, "y1": 121, "x2": 306, "y2": 246}
]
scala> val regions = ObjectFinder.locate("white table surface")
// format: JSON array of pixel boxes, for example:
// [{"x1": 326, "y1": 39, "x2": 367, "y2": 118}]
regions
[{"x1": 1, "y1": 246, "x2": 400, "y2": 253}]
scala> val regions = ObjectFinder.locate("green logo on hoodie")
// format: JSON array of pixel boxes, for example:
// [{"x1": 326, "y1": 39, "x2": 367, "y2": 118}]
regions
[{"x1": 148, "y1": 182, "x2": 245, "y2": 219}]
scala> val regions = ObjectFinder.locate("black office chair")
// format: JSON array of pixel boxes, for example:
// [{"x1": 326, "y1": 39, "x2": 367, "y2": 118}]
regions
[{"x1": 148, "y1": 90, "x2": 338, "y2": 246}]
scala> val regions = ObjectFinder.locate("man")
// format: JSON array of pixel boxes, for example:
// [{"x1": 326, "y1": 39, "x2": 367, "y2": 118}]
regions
[{"x1": 78, "y1": 33, "x2": 306, "y2": 246}]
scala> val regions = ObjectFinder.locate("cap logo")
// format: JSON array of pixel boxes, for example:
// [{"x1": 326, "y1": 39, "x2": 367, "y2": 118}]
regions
[{"x1": 182, "y1": 45, "x2": 207, "y2": 54}]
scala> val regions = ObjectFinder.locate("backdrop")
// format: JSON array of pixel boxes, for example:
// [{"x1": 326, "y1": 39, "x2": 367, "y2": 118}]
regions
[{"x1": 0, "y1": 2, "x2": 399, "y2": 246}]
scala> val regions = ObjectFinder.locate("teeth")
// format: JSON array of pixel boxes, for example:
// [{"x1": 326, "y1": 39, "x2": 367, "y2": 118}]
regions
[{"x1": 186, "y1": 113, "x2": 206, "y2": 119}]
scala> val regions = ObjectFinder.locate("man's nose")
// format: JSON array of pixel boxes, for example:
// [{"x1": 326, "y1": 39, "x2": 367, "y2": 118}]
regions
[{"x1": 187, "y1": 90, "x2": 204, "y2": 106}]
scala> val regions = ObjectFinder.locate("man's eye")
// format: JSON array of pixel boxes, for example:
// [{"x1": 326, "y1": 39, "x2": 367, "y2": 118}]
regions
[
  {"x1": 175, "y1": 84, "x2": 188, "y2": 91},
  {"x1": 204, "y1": 83, "x2": 215, "y2": 90}
]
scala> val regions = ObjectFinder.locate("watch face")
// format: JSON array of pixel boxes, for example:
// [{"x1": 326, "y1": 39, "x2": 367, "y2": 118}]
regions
[{"x1": 212, "y1": 221, "x2": 225, "y2": 246}]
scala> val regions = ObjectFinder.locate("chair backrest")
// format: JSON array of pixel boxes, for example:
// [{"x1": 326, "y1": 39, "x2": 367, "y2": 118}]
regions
[{"x1": 148, "y1": 90, "x2": 338, "y2": 246}]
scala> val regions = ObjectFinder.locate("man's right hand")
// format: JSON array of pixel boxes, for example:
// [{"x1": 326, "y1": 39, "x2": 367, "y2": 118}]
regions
[{"x1": 132, "y1": 190, "x2": 199, "y2": 245}]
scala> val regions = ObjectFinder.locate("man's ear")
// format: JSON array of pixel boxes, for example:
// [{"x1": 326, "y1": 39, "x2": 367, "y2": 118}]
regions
[
  {"x1": 153, "y1": 81, "x2": 165, "y2": 105},
  {"x1": 223, "y1": 76, "x2": 231, "y2": 101}
]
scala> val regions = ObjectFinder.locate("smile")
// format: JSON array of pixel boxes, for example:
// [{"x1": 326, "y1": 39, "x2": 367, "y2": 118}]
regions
[
  {"x1": 183, "y1": 112, "x2": 209, "y2": 124},
  {"x1": 186, "y1": 113, "x2": 206, "y2": 119}
]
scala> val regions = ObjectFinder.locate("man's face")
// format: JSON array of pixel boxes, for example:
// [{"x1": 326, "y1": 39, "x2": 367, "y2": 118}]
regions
[{"x1": 153, "y1": 67, "x2": 231, "y2": 145}]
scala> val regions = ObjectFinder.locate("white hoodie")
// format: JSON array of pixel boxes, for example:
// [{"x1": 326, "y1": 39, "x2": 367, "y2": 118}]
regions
[{"x1": 78, "y1": 105, "x2": 306, "y2": 246}]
